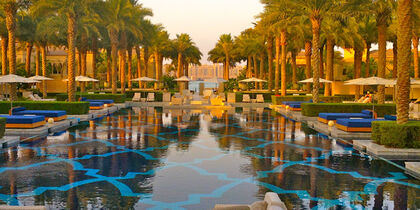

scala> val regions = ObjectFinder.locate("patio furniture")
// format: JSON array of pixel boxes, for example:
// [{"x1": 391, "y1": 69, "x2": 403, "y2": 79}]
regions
[
  {"x1": 163, "y1": 92, "x2": 171, "y2": 102},
  {"x1": 227, "y1": 92, "x2": 236, "y2": 103},
  {"x1": 147, "y1": 93, "x2": 155, "y2": 102},
  {"x1": 171, "y1": 95, "x2": 183, "y2": 105},
  {"x1": 256, "y1": 94, "x2": 264, "y2": 103},
  {"x1": 218, "y1": 93, "x2": 226, "y2": 102},
  {"x1": 191, "y1": 93, "x2": 203, "y2": 105},
  {"x1": 11, "y1": 107, "x2": 67, "y2": 122},
  {"x1": 89, "y1": 102, "x2": 105, "y2": 110},
  {"x1": 203, "y1": 90, "x2": 213, "y2": 99},
  {"x1": 242, "y1": 94, "x2": 251, "y2": 103},
  {"x1": 34, "y1": 94, "x2": 56, "y2": 101},
  {"x1": 132, "y1": 93, "x2": 141, "y2": 102},
  {"x1": 0, "y1": 114, "x2": 46, "y2": 129},
  {"x1": 81, "y1": 97, "x2": 114, "y2": 107},
  {"x1": 318, "y1": 110, "x2": 375, "y2": 124},
  {"x1": 336, "y1": 118, "x2": 388, "y2": 132}
]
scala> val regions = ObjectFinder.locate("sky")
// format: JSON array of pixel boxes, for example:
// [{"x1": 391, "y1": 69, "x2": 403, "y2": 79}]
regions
[{"x1": 141, "y1": 0, "x2": 264, "y2": 65}]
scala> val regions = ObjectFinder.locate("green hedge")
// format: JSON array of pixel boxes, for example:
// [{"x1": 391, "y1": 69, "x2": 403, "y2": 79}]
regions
[
  {"x1": 56, "y1": 93, "x2": 126, "y2": 103},
  {"x1": 0, "y1": 101, "x2": 90, "y2": 115},
  {"x1": 301, "y1": 103, "x2": 396, "y2": 117},
  {"x1": 372, "y1": 121, "x2": 420, "y2": 148},
  {"x1": 0, "y1": 118, "x2": 5, "y2": 139},
  {"x1": 272, "y1": 96, "x2": 343, "y2": 105}
]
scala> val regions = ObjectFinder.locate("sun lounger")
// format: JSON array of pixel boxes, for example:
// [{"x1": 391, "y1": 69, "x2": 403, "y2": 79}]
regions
[
  {"x1": 132, "y1": 93, "x2": 141, "y2": 102},
  {"x1": 171, "y1": 96, "x2": 183, "y2": 105},
  {"x1": 34, "y1": 94, "x2": 56, "y2": 101},
  {"x1": 89, "y1": 101, "x2": 105, "y2": 110},
  {"x1": 210, "y1": 97, "x2": 224, "y2": 106},
  {"x1": 11, "y1": 107, "x2": 67, "y2": 122},
  {"x1": 163, "y1": 92, "x2": 171, "y2": 102},
  {"x1": 81, "y1": 97, "x2": 114, "y2": 106},
  {"x1": 256, "y1": 94, "x2": 264, "y2": 103},
  {"x1": 203, "y1": 90, "x2": 213, "y2": 99},
  {"x1": 242, "y1": 94, "x2": 251, "y2": 103},
  {"x1": 336, "y1": 118, "x2": 388, "y2": 132},
  {"x1": 318, "y1": 110, "x2": 375, "y2": 124},
  {"x1": 227, "y1": 92, "x2": 236, "y2": 103},
  {"x1": 0, "y1": 115, "x2": 46, "y2": 129},
  {"x1": 147, "y1": 93, "x2": 155, "y2": 102},
  {"x1": 191, "y1": 94, "x2": 203, "y2": 105}
]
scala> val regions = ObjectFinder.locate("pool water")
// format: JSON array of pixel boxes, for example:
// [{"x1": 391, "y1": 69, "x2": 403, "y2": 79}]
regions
[{"x1": 0, "y1": 108, "x2": 419, "y2": 209}]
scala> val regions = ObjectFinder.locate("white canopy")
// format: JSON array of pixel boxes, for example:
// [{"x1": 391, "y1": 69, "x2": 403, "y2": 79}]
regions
[
  {"x1": 390, "y1": 78, "x2": 420, "y2": 85},
  {"x1": 239, "y1": 77, "x2": 267, "y2": 83},
  {"x1": 131, "y1": 77, "x2": 157, "y2": 82},
  {"x1": 344, "y1": 77, "x2": 394, "y2": 85},
  {"x1": 174, "y1": 76, "x2": 191, "y2": 82},
  {"x1": 63, "y1": 76, "x2": 99, "y2": 82},
  {"x1": 28, "y1": 75, "x2": 53, "y2": 81},
  {"x1": 298, "y1": 78, "x2": 332, "y2": 84},
  {"x1": 0, "y1": 74, "x2": 40, "y2": 83},
  {"x1": 204, "y1": 78, "x2": 227, "y2": 83}
]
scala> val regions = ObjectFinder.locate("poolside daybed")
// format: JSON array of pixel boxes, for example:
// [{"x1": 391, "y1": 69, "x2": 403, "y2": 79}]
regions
[
  {"x1": 0, "y1": 115, "x2": 46, "y2": 129},
  {"x1": 335, "y1": 118, "x2": 387, "y2": 132},
  {"x1": 11, "y1": 107, "x2": 67, "y2": 122},
  {"x1": 318, "y1": 110, "x2": 375, "y2": 124},
  {"x1": 81, "y1": 97, "x2": 114, "y2": 107}
]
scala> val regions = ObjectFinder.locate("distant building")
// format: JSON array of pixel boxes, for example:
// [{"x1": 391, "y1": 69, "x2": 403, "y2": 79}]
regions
[{"x1": 188, "y1": 64, "x2": 242, "y2": 80}]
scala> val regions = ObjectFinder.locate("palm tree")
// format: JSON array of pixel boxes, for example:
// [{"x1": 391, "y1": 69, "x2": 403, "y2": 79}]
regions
[
  {"x1": 396, "y1": 0, "x2": 413, "y2": 124},
  {"x1": 293, "y1": 0, "x2": 365, "y2": 103},
  {"x1": 0, "y1": 8, "x2": 7, "y2": 76},
  {"x1": 32, "y1": 0, "x2": 89, "y2": 102},
  {"x1": 215, "y1": 34, "x2": 234, "y2": 80},
  {"x1": 150, "y1": 26, "x2": 171, "y2": 86},
  {"x1": 171, "y1": 33, "x2": 196, "y2": 77},
  {"x1": 357, "y1": 16, "x2": 377, "y2": 78},
  {"x1": 412, "y1": 1, "x2": 420, "y2": 78}
]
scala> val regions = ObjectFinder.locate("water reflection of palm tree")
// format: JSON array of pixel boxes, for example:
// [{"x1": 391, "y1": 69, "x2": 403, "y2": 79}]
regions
[
  {"x1": 8, "y1": 148, "x2": 17, "y2": 202},
  {"x1": 67, "y1": 134, "x2": 79, "y2": 209},
  {"x1": 394, "y1": 184, "x2": 407, "y2": 209}
]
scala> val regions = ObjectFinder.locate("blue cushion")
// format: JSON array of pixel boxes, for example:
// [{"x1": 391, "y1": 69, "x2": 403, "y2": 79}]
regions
[
  {"x1": 86, "y1": 99, "x2": 114, "y2": 104},
  {"x1": 11, "y1": 107, "x2": 26, "y2": 114},
  {"x1": 289, "y1": 104, "x2": 301, "y2": 108},
  {"x1": 384, "y1": 115, "x2": 397, "y2": 121},
  {"x1": 336, "y1": 118, "x2": 387, "y2": 128},
  {"x1": 361, "y1": 110, "x2": 374, "y2": 116},
  {"x1": 14, "y1": 110, "x2": 66, "y2": 118},
  {"x1": 80, "y1": 97, "x2": 88, "y2": 101},
  {"x1": 0, "y1": 115, "x2": 45, "y2": 124},
  {"x1": 89, "y1": 102, "x2": 104, "y2": 107},
  {"x1": 282, "y1": 101, "x2": 307, "y2": 106},
  {"x1": 319, "y1": 113, "x2": 372, "y2": 120}
]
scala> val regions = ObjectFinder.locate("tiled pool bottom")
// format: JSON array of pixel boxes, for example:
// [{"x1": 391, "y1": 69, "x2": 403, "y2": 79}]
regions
[{"x1": 0, "y1": 108, "x2": 419, "y2": 209}]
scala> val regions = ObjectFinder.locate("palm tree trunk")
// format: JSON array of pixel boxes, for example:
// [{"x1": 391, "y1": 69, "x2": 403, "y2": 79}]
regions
[
  {"x1": 396, "y1": 0, "x2": 413, "y2": 124},
  {"x1": 259, "y1": 54, "x2": 265, "y2": 90},
  {"x1": 1, "y1": 36, "x2": 7, "y2": 75},
  {"x1": 154, "y1": 51, "x2": 159, "y2": 89},
  {"x1": 311, "y1": 18, "x2": 321, "y2": 103},
  {"x1": 127, "y1": 47, "x2": 133, "y2": 90},
  {"x1": 67, "y1": 13, "x2": 76, "y2": 101},
  {"x1": 305, "y1": 41, "x2": 312, "y2": 92},
  {"x1": 247, "y1": 56, "x2": 252, "y2": 78},
  {"x1": 35, "y1": 45, "x2": 40, "y2": 75},
  {"x1": 319, "y1": 45, "x2": 324, "y2": 79},
  {"x1": 92, "y1": 36, "x2": 97, "y2": 90},
  {"x1": 291, "y1": 51, "x2": 297, "y2": 88},
  {"x1": 354, "y1": 48, "x2": 363, "y2": 100},
  {"x1": 177, "y1": 52, "x2": 182, "y2": 77},
  {"x1": 119, "y1": 49, "x2": 126, "y2": 94},
  {"x1": 393, "y1": 41, "x2": 398, "y2": 78},
  {"x1": 5, "y1": 2, "x2": 17, "y2": 101},
  {"x1": 267, "y1": 37, "x2": 273, "y2": 92},
  {"x1": 253, "y1": 55, "x2": 258, "y2": 88},
  {"x1": 377, "y1": 23, "x2": 387, "y2": 104},
  {"x1": 225, "y1": 54, "x2": 230, "y2": 80},
  {"x1": 77, "y1": 50, "x2": 82, "y2": 76},
  {"x1": 365, "y1": 42, "x2": 371, "y2": 77},
  {"x1": 25, "y1": 42, "x2": 33, "y2": 76},
  {"x1": 106, "y1": 48, "x2": 111, "y2": 86},
  {"x1": 413, "y1": 36, "x2": 419, "y2": 78},
  {"x1": 108, "y1": 29, "x2": 118, "y2": 94},
  {"x1": 135, "y1": 46, "x2": 142, "y2": 79},
  {"x1": 280, "y1": 30, "x2": 287, "y2": 96},
  {"x1": 41, "y1": 46, "x2": 47, "y2": 98},
  {"x1": 325, "y1": 39, "x2": 334, "y2": 96},
  {"x1": 158, "y1": 54, "x2": 163, "y2": 81},
  {"x1": 275, "y1": 36, "x2": 280, "y2": 95},
  {"x1": 81, "y1": 50, "x2": 87, "y2": 93},
  {"x1": 144, "y1": 48, "x2": 149, "y2": 82}
]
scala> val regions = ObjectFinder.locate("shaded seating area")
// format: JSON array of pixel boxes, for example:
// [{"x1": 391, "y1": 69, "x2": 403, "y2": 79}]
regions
[
  {"x1": 11, "y1": 107, "x2": 67, "y2": 122},
  {"x1": 318, "y1": 110, "x2": 375, "y2": 124},
  {"x1": 0, "y1": 115, "x2": 46, "y2": 129},
  {"x1": 335, "y1": 118, "x2": 388, "y2": 132}
]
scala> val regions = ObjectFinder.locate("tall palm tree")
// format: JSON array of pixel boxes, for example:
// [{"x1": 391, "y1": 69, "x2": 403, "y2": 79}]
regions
[
  {"x1": 396, "y1": 0, "x2": 413, "y2": 124},
  {"x1": 412, "y1": 1, "x2": 420, "y2": 78},
  {"x1": 32, "y1": 0, "x2": 89, "y2": 102},
  {"x1": 0, "y1": 8, "x2": 7, "y2": 76},
  {"x1": 215, "y1": 34, "x2": 234, "y2": 80},
  {"x1": 293, "y1": 0, "x2": 365, "y2": 103},
  {"x1": 171, "y1": 33, "x2": 196, "y2": 77},
  {"x1": 150, "y1": 27, "x2": 171, "y2": 85},
  {"x1": 357, "y1": 16, "x2": 377, "y2": 78}
]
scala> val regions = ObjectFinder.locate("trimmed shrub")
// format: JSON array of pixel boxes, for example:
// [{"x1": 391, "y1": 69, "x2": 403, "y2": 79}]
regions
[
  {"x1": 272, "y1": 96, "x2": 343, "y2": 105},
  {"x1": 301, "y1": 103, "x2": 396, "y2": 117},
  {"x1": 372, "y1": 121, "x2": 420, "y2": 148},
  {"x1": 56, "y1": 93, "x2": 126, "y2": 103},
  {"x1": 0, "y1": 101, "x2": 90, "y2": 115},
  {"x1": 0, "y1": 117, "x2": 5, "y2": 139}
]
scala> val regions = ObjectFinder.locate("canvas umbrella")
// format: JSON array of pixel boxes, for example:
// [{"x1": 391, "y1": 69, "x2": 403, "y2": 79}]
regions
[
  {"x1": 63, "y1": 76, "x2": 99, "y2": 99},
  {"x1": 0, "y1": 74, "x2": 40, "y2": 114},
  {"x1": 131, "y1": 77, "x2": 157, "y2": 82},
  {"x1": 239, "y1": 77, "x2": 267, "y2": 83},
  {"x1": 29, "y1": 75, "x2": 54, "y2": 99},
  {"x1": 298, "y1": 78, "x2": 333, "y2": 83}
]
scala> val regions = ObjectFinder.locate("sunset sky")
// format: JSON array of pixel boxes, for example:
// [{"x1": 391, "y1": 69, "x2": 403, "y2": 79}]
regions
[{"x1": 141, "y1": 0, "x2": 264, "y2": 64}]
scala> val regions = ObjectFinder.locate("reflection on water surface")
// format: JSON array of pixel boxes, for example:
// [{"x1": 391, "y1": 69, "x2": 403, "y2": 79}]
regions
[{"x1": 0, "y1": 107, "x2": 419, "y2": 209}]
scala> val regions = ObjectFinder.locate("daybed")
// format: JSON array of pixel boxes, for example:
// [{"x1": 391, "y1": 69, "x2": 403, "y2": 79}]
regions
[
  {"x1": 0, "y1": 115, "x2": 46, "y2": 129},
  {"x1": 11, "y1": 107, "x2": 67, "y2": 122}
]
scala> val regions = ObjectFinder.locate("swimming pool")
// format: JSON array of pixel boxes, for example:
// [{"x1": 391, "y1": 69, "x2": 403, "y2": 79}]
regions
[{"x1": 0, "y1": 108, "x2": 419, "y2": 209}]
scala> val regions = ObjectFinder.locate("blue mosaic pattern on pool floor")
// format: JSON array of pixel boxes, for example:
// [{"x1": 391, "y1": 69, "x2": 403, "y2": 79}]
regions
[{"x1": 0, "y1": 108, "x2": 419, "y2": 209}]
